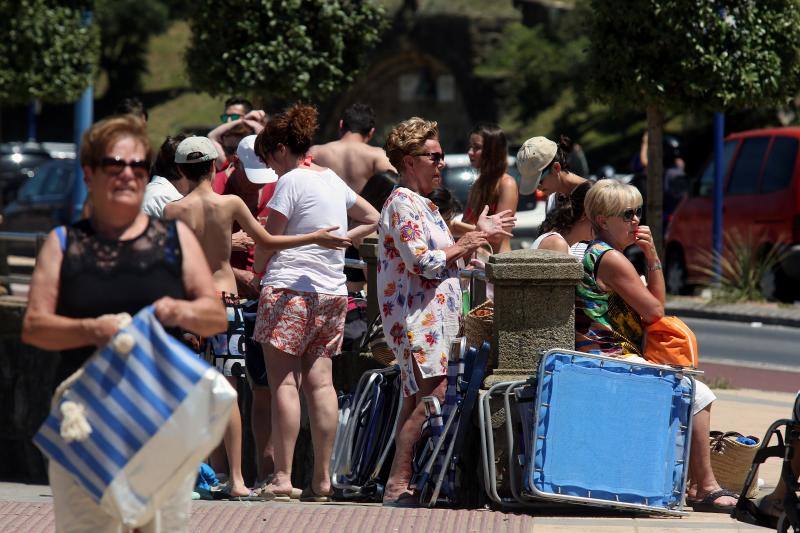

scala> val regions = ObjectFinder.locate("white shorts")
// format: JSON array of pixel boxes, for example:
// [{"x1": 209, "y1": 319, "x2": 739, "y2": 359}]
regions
[{"x1": 623, "y1": 354, "x2": 716, "y2": 416}]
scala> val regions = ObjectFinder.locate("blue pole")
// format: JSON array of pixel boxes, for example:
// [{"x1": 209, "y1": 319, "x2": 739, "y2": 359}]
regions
[
  {"x1": 26, "y1": 101, "x2": 37, "y2": 142},
  {"x1": 712, "y1": 112, "x2": 724, "y2": 282},
  {"x1": 70, "y1": 11, "x2": 93, "y2": 223}
]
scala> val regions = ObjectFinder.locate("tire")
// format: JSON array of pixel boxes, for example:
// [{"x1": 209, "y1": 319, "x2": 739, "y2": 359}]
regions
[{"x1": 665, "y1": 247, "x2": 690, "y2": 295}]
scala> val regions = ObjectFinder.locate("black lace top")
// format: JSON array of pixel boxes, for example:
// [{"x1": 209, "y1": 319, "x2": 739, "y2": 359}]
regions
[{"x1": 55, "y1": 217, "x2": 186, "y2": 382}]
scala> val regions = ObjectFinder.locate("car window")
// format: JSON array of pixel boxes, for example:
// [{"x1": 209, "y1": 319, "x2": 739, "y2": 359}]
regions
[
  {"x1": 697, "y1": 140, "x2": 737, "y2": 197},
  {"x1": 727, "y1": 137, "x2": 769, "y2": 196},
  {"x1": 16, "y1": 162, "x2": 56, "y2": 201},
  {"x1": 441, "y1": 165, "x2": 477, "y2": 209},
  {"x1": 40, "y1": 164, "x2": 71, "y2": 196},
  {"x1": 761, "y1": 137, "x2": 798, "y2": 194}
]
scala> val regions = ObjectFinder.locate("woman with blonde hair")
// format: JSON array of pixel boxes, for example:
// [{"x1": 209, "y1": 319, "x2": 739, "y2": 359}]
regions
[
  {"x1": 378, "y1": 116, "x2": 515, "y2": 505},
  {"x1": 575, "y1": 179, "x2": 739, "y2": 513}
]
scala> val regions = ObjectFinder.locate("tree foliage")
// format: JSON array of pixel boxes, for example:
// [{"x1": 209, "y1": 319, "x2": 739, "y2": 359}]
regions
[
  {"x1": 0, "y1": 0, "x2": 99, "y2": 104},
  {"x1": 186, "y1": 0, "x2": 387, "y2": 102},
  {"x1": 586, "y1": 0, "x2": 800, "y2": 256},
  {"x1": 586, "y1": 0, "x2": 800, "y2": 113},
  {"x1": 95, "y1": 0, "x2": 170, "y2": 101}
]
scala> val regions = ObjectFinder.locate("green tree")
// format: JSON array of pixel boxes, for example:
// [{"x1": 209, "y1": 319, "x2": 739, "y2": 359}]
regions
[
  {"x1": 586, "y1": 0, "x2": 800, "y2": 255},
  {"x1": 95, "y1": 0, "x2": 170, "y2": 102},
  {"x1": 0, "y1": 0, "x2": 99, "y2": 104},
  {"x1": 185, "y1": 0, "x2": 387, "y2": 103}
]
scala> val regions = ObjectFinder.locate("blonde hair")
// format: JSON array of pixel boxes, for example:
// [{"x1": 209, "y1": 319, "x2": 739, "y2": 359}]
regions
[
  {"x1": 79, "y1": 114, "x2": 150, "y2": 169},
  {"x1": 584, "y1": 180, "x2": 643, "y2": 230},
  {"x1": 384, "y1": 117, "x2": 439, "y2": 173}
]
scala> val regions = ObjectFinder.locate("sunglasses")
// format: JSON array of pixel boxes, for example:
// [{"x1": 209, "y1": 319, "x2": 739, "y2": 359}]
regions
[
  {"x1": 417, "y1": 151, "x2": 445, "y2": 164},
  {"x1": 220, "y1": 113, "x2": 242, "y2": 123},
  {"x1": 617, "y1": 206, "x2": 643, "y2": 222},
  {"x1": 99, "y1": 157, "x2": 149, "y2": 179}
]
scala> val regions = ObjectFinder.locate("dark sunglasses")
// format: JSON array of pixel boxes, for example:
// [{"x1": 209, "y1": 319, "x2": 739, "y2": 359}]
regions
[
  {"x1": 220, "y1": 113, "x2": 242, "y2": 123},
  {"x1": 618, "y1": 206, "x2": 643, "y2": 222},
  {"x1": 417, "y1": 151, "x2": 445, "y2": 164},
  {"x1": 99, "y1": 156, "x2": 149, "y2": 178}
]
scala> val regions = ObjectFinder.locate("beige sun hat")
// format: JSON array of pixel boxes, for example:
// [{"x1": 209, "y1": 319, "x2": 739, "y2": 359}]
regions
[{"x1": 516, "y1": 136, "x2": 557, "y2": 195}]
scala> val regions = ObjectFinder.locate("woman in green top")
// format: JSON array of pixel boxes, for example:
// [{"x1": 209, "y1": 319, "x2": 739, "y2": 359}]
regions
[{"x1": 575, "y1": 180, "x2": 738, "y2": 513}]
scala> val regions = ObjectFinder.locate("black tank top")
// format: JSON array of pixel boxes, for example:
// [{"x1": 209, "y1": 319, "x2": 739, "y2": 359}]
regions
[{"x1": 55, "y1": 217, "x2": 186, "y2": 382}]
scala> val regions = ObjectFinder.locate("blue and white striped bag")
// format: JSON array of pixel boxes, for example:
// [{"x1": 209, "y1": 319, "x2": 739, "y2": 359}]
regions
[{"x1": 34, "y1": 305, "x2": 236, "y2": 527}]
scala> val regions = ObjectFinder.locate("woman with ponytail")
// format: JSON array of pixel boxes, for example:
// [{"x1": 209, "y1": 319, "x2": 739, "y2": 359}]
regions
[{"x1": 253, "y1": 103, "x2": 379, "y2": 501}]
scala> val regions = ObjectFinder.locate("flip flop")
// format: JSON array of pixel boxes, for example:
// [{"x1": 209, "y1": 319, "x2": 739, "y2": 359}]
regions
[
  {"x1": 256, "y1": 486, "x2": 302, "y2": 502},
  {"x1": 300, "y1": 487, "x2": 332, "y2": 503},
  {"x1": 688, "y1": 488, "x2": 739, "y2": 513},
  {"x1": 382, "y1": 492, "x2": 419, "y2": 508},
  {"x1": 212, "y1": 488, "x2": 269, "y2": 502}
]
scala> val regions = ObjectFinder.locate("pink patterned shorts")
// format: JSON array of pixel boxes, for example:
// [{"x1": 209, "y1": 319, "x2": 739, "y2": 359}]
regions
[{"x1": 254, "y1": 286, "x2": 347, "y2": 359}]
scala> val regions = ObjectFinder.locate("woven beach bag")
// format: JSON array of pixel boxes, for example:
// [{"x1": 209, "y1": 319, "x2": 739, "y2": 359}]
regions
[
  {"x1": 465, "y1": 299, "x2": 495, "y2": 368},
  {"x1": 708, "y1": 430, "x2": 760, "y2": 498}
]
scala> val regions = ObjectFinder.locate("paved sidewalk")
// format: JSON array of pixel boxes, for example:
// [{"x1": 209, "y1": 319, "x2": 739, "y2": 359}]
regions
[
  {"x1": 667, "y1": 296, "x2": 800, "y2": 327},
  {"x1": 1, "y1": 387, "x2": 794, "y2": 532}
]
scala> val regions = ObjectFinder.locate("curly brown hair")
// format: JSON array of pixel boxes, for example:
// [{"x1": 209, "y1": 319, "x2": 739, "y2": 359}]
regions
[
  {"x1": 540, "y1": 181, "x2": 592, "y2": 234},
  {"x1": 384, "y1": 117, "x2": 439, "y2": 173},
  {"x1": 255, "y1": 103, "x2": 318, "y2": 160}
]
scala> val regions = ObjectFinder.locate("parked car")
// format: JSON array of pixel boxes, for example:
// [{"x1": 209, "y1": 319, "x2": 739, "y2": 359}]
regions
[
  {"x1": 2, "y1": 159, "x2": 77, "y2": 242},
  {"x1": 665, "y1": 127, "x2": 800, "y2": 301},
  {"x1": 440, "y1": 154, "x2": 546, "y2": 249},
  {"x1": 0, "y1": 141, "x2": 75, "y2": 208}
]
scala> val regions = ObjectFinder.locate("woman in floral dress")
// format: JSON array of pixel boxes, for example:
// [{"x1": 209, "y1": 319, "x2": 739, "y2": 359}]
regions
[{"x1": 378, "y1": 117, "x2": 515, "y2": 505}]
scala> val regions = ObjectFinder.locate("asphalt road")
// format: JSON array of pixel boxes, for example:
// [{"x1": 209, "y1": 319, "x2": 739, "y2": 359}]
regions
[{"x1": 685, "y1": 316, "x2": 800, "y2": 370}]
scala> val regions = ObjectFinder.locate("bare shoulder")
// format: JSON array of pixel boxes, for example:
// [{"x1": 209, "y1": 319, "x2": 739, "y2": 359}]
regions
[{"x1": 500, "y1": 173, "x2": 518, "y2": 188}]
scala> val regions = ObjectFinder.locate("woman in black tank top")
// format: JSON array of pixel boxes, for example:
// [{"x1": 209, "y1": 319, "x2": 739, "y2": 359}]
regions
[{"x1": 21, "y1": 115, "x2": 227, "y2": 530}]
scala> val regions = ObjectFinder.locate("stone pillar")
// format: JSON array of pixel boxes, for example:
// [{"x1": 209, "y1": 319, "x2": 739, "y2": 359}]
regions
[
  {"x1": 359, "y1": 236, "x2": 380, "y2": 324},
  {"x1": 484, "y1": 249, "x2": 583, "y2": 387}
]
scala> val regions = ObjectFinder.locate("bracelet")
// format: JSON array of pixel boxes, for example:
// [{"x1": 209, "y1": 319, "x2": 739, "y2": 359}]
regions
[{"x1": 647, "y1": 262, "x2": 662, "y2": 272}]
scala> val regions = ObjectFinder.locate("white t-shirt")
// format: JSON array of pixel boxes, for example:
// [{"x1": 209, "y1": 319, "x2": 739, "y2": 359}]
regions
[
  {"x1": 142, "y1": 176, "x2": 183, "y2": 218},
  {"x1": 262, "y1": 167, "x2": 357, "y2": 295}
]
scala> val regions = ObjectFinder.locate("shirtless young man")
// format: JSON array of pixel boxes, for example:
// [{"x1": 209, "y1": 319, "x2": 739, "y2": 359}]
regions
[
  {"x1": 308, "y1": 103, "x2": 396, "y2": 194},
  {"x1": 164, "y1": 136, "x2": 349, "y2": 499}
]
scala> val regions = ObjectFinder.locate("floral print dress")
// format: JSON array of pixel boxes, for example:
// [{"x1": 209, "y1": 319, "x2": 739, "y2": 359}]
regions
[{"x1": 378, "y1": 187, "x2": 463, "y2": 397}]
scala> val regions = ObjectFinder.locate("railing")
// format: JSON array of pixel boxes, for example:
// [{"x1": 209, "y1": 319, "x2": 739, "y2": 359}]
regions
[{"x1": 0, "y1": 231, "x2": 47, "y2": 286}]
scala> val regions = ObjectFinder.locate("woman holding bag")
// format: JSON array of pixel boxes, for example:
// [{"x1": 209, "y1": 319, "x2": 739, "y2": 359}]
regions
[
  {"x1": 22, "y1": 115, "x2": 227, "y2": 531},
  {"x1": 574, "y1": 179, "x2": 738, "y2": 513}
]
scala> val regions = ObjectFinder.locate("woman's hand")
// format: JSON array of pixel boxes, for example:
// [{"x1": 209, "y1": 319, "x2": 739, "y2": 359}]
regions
[
  {"x1": 231, "y1": 230, "x2": 255, "y2": 251},
  {"x1": 154, "y1": 296, "x2": 189, "y2": 329},
  {"x1": 634, "y1": 225, "x2": 659, "y2": 262},
  {"x1": 476, "y1": 206, "x2": 516, "y2": 238},
  {"x1": 312, "y1": 226, "x2": 352, "y2": 250},
  {"x1": 84, "y1": 315, "x2": 122, "y2": 347},
  {"x1": 458, "y1": 231, "x2": 489, "y2": 255}
]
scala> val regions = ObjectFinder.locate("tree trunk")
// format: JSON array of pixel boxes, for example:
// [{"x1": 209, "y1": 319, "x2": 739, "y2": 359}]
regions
[{"x1": 646, "y1": 105, "x2": 665, "y2": 259}]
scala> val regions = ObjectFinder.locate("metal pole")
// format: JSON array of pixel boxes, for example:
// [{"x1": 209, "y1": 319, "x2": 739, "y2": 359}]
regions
[
  {"x1": 26, "y1": 101, "x2": 37, "y2": 142},
  {"x1": 70, "y1": 10, "x2": 93, "y2": 223},
  {"x1": 712, "y1": 112, "x2": 725, "y2": 283}
]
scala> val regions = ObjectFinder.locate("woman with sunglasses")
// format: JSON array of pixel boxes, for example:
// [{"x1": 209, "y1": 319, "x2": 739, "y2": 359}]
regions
[
  {"x1": 451, "y1": 124, "x2": 518, "y2": 252},
  {"x1": 22, "y1": 114, "x2": 228, "y2": 530},
  {"x1": 379, "y1": 117, "x2": 515, "y2": 506},
  {"x1": 576, "y1": 179, "x2": 739, "y2": 513}
]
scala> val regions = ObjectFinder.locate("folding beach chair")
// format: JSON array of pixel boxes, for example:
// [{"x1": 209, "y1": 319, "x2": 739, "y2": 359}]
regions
[
  {"x1": 411, "y1": 339, "x2": 490, "y2": 507},
  {"x1": 731, "y1": 391, "x2": 799, "y2": 531},
  {"x1": 515, "y1": 349, "x2": 697, "y2": 516},
  {"x1": 331, "y1": 365, "x2": 402, "y2": 501}
]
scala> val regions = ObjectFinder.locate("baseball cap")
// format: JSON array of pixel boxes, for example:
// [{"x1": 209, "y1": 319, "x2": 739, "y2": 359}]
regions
[
  {"x1": 174, "y1": 136, "x2": 218, "y2": 164},
  {"x1": 516, "y1": 137, "x2": 558, "y2": 195},
  {"x1": 236, "y1": 135, "x2": 278, "y2": 184}
]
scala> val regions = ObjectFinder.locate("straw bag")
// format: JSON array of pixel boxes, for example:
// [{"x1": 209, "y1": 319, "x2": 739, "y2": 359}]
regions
[
  {"x1": 465, "y1": 299, "x2": 495, "y2": 368},
  {"x1": 708, "y1": 430, "x2": 760, "y2": 498},
  {"x1": 366, "y1": 314, "x2": 396, "y2": 367}
]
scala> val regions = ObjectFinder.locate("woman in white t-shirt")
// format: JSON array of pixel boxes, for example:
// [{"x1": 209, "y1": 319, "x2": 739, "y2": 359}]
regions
[{"x1": 252, "y1": 104, "x2": 379, "y2": 502}]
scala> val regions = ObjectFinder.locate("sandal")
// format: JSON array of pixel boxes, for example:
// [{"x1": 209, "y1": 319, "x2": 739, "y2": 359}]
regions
[
  {"x1": 299, "y1": 486, "x2": 332, "y2": 503},
  {"x1": 382, "y1": 492, "x2": 419, "y2": 508},
  {"x1": 688, "y1": 488, "x2": 739, "y2": 513},
  {"x1": 212, "y1": 487, "x2": 269, "y2": 502},
  {"x1": 256, "y1": 485, "x2": 302, "y2": 502}
]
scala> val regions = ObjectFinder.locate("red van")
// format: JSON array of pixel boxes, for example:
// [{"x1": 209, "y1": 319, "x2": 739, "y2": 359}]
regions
[{"x1": 664, "y1": 127, "x2": 800, "y2": 301}]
